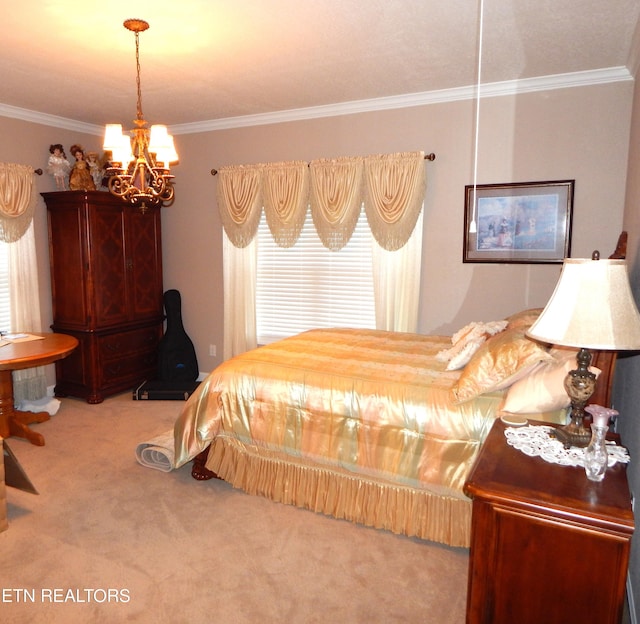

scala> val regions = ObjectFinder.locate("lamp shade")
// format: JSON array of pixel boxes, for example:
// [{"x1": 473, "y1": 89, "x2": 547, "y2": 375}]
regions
[
  {"x1": 103, "y1": 124, "x2": 134, "y2": 165},
  {"x1": 149, "y1": 125, "x2": 179, "y2": 165},
  {"x1": 526, "y1": 258, "x2": 640, "y2": 350},
  {"x1": 103, "y1": 123, "x2": 123, "y2": 151}
]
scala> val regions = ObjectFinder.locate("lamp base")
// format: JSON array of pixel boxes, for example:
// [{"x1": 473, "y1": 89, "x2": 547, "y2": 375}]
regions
[
  {"x1": 553, "y1": 347, "x2": 597, "y2": 449},
  {"x1": 552, "y1": 422, "x2": 592, "y2": 448}
]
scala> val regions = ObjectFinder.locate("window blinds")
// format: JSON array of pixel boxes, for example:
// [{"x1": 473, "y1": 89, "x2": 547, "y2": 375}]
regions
[
  {"x1": 0, "y1": 243, "x2": 10, "y2": 332},
  {"x1": 256, "y1": 207, "x2": 376, "y2": 345}
]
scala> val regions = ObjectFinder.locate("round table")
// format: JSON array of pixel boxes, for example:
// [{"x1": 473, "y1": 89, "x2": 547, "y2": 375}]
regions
[{"x1": 0, "y1": 333, "x2": 78, "y2": 446}]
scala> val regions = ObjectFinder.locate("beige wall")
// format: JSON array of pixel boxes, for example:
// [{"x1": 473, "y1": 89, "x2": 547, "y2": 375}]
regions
[
  {"x1": 0, "y1": 79, "x2": 633, "y2": 379},
  {"x1": 165, "y1": 80, "x2": 632, "y2": 372}
]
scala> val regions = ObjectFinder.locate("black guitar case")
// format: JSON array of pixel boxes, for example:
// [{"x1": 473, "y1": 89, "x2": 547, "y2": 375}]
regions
[
  {"x1": 132, "y1": 289, "x2": 200, "y2": 401},
  {"x1": 157, "y1": 289, "x2": 199, "y2": 382}
]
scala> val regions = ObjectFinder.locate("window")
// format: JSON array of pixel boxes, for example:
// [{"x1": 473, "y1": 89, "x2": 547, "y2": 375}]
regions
[
  {"x1": 256, "y1": 207, "x2": 376, "y2": 344},
  {"x1": 0, "y1": 242, "x2": 9, "y2": 332}
]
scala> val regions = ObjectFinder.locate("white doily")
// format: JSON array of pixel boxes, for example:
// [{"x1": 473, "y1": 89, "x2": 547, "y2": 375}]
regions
[{"x1": 504, "y1": 425, "x2": 630, "y2": 467}]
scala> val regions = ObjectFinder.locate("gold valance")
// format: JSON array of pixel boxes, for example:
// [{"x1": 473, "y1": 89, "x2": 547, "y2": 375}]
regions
[
  {"x1": 0, "y1": 163, "x2": 37, "y2": 242},
  {"x1": 216, "y1": 151, "x2": 427, "y2": 251},
  {"x1": 364, "y1": 151, "x2": 426, "y2": 251},
  {"x1": 216, "y1": 164, "x2": 263, "y2": 248},
  {"x1": 309, "y1": 157, "x2": 364, "y2": 251},
  {"x1": 262, "y1": 161, "x2": 309, "y2": 248}
]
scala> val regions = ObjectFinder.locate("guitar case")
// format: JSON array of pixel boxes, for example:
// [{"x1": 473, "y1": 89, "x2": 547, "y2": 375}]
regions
[
  {"x1": 157, "y1": 289, "x2": 199, "y2": 382},
  {"x1": 132, "y1": 289, "x2": 201, "y2": 401}
]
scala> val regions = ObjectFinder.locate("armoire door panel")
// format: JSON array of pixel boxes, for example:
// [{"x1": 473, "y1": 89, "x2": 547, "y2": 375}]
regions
[
  {"x1": 89, "y1": 205, "x2": 129, "y2": 325},
  {"x1": 47, "y1": 204, "x2": 90, "y2": 326},
  {"x1": 126, "y1": 209, "x2": 163, "y2": 318}
]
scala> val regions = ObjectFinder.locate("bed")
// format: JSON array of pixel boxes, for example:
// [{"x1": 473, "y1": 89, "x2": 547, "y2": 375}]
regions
[
  {"x1": 172, "y1": 303, "x2": 618, "y2": 548},
  {"x1": 172, "y1": 232, "x2": 626, "y2": 549}
]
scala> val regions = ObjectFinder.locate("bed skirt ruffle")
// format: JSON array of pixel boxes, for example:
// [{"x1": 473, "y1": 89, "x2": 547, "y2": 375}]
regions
[{"x1": 206, "y1": 435, "x2": 472, "y2": 548}]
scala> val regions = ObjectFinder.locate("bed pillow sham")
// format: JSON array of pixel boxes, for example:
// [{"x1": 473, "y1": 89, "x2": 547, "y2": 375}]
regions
[
  {"x1": 500, "y1": 347, "x2": 601, "y2": 414},
  {"x1": 504, "y1": 307, "x2": 544, "y2": 330},
  {"x1": 451, "y1": 326, "x2": 553, "y2": 404}
]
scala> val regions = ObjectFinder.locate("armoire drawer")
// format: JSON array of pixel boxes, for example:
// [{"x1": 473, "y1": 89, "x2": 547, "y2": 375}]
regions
[
  {"x1": 98, "y1": 326, "x2": 160, "y2": 361},
  {"x1": 102, "y1": 349, "x2": 158, "y2": 384}
]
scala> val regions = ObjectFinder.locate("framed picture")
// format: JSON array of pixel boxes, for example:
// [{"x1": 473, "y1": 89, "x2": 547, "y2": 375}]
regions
[{"x1": 463, "y1": 180, "x2": 574, "y2": 263}]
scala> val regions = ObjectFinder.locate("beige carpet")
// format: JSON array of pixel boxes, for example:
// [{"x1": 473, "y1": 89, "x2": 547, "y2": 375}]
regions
[{"x1": 1, "y1": 393, "x2": 468, "y2": 623}]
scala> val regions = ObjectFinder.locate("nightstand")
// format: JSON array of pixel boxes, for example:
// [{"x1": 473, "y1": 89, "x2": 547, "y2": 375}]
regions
[{"x1": 464, "y1": 419, "x2": 634, "y2": 624}]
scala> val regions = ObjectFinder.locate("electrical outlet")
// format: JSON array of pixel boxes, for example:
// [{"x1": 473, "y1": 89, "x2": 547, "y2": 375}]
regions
[{"x1": 209, "y1": 344, "x2": 217, "y2": 357}]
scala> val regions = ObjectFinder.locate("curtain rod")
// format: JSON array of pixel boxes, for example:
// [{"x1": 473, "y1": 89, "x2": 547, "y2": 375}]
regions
[
  {"x1": 34, "y1": 169, "x2": 42, "y2": 175},
  {"x1": 210, "y1": 152, "x2": 435, "y2": 176}
]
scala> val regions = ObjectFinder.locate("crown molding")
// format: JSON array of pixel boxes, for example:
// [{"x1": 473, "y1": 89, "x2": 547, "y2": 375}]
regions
[
  {"x1": 0, "y1": 67, "x2": 632, "y2": 136},
  {"x1": 171, "y1": 67, "x2": 632, "y2": 135},
  {"x1": 0, "y1": 102, "x2": 101, "y2": 134}
]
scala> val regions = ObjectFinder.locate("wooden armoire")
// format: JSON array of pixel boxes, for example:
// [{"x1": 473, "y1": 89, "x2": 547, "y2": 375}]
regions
[{"x1": 43, "y1": 191, "x2": 164, "y2": 403}]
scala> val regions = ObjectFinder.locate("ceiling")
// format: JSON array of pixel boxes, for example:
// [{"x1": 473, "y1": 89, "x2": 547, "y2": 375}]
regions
[{"x1": 1, "y1": 1, "x2": 639, "y2": 132}]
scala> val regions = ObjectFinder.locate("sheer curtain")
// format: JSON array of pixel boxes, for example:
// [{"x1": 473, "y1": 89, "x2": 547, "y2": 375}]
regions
[
  {"x1": 372, "y1": 211, "x2": 423, "y2": 332},
  {"x1": 9, "y1": 223, "x2": 47, "y2": 399},
  {"x1": 216, "y1": 165, "x2": 263, "y2": 359},
  {"x1": 222, "y1": 231, "x2": 257, "y2": 359},
  {"x1": 364, "y1": 152, "x2": 426, "y2": 333},
  {"x1": 0, "y1": 163, "x2": 47, "y2": 400}
]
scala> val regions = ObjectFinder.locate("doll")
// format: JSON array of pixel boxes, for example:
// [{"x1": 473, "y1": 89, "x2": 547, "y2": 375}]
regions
[
  {"x1": 86, "y1": 151, "x2": 104, "y2": 190},
  {"x1": 68, "y1": 144, "x2": 96, "y2": 192},
  {"x1": 46, "y1": 144, "x2": 71, "y2": 191}
]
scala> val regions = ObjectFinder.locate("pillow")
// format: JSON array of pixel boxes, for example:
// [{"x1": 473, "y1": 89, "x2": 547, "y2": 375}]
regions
[
  {"x1": 451, "y1": 327, "x2": 553, "y2": 403},
  {"x1": 500, "y1": 348, "x2": 601, "y2": 414},
  {"x1": 436, "y1": 320, "x2": 508, "y2": 370},
  {"x1": 504, "y1": 308, "x2": 544, "y2": 330},
  {"x1": 445, "y1": 337, "x2": 487, "y2": 370},
  {"x1": 451, "y1": 319, "x2": 507, "y2": 346}
]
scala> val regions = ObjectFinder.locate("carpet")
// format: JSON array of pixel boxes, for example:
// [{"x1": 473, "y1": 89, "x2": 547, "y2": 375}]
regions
[{"x1": 0, "y1": 392, "x2": 468, "y2": 623}]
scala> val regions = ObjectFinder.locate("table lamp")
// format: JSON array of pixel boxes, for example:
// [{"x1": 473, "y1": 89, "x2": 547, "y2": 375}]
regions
[{"x1": 526, "y1": 251, "x2": 640, "y2": 448}]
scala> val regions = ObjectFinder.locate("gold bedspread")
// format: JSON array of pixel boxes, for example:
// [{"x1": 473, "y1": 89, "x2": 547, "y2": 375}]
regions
[{"x1": 173, "y1": 328, "x2": 552, "y2": 546}]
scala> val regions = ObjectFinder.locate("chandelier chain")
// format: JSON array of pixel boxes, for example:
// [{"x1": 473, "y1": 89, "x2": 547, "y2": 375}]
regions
[{"x1": 135, "y1": 31, "x2": 144, "y2": 123}]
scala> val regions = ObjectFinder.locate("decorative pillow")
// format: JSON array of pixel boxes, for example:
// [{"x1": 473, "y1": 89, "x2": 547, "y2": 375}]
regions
[
  {"x1": 451, "y1": 327, "x2": 553, "y2": 403},
  {"x1": 445, "y1": 337, "x2": 487, "y2": 370},
  {"x1": 504, "y1": 308, "x2": 544, "y2": 330},
  {"x1": 437, "y1": 320, "x2": 508, "y2": 370},
  {"x1": 451, "y1": 320, "x2": 507, "y2": 346},
  {"x1": 500, "y1": 348, "x2": 601, "y2": 414}
]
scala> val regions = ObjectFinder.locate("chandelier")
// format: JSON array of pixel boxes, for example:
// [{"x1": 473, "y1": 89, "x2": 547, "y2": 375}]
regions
[{"x1": 103, "y1": 19, "x2": 178, "y2": 211}]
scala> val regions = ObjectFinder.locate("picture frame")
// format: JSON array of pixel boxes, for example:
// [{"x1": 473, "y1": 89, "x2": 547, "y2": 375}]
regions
[{"x1": 463, "y1": 180, "x2": 574, "y2": 263}]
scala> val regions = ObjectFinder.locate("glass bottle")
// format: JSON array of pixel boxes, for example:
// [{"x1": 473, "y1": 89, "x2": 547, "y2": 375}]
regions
[
  {"x1": 583, "y1": 423, "x2": 608, "y2": 482},
  {"x1": 583, "y1": 405, "x2": 618, "y2": 482}
]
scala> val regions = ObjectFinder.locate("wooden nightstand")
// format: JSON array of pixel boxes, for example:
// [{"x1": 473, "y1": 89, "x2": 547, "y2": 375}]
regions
[{"x1": 464, "y1": 419, "x2": 634, "y2": 624}]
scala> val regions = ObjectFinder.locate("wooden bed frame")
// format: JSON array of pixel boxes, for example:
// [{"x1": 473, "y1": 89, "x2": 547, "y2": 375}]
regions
[{"x1": 190, "y1": 231, "x2": 628, "y2": 483}]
